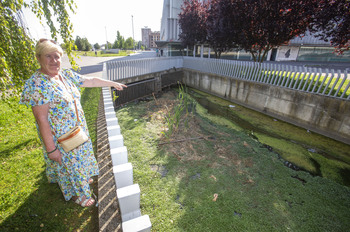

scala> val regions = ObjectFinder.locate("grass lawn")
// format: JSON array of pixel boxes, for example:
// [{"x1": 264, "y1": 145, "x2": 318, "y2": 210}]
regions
[
  {"x1": 115, "y1": 88, "x2": 350, "y2": 232},
  {"x1": 0, "y1": 87, "x2": 101, "y2": 232},
  {"x1": 262, "y1": 70, "x2": 350, "y2": 97}
]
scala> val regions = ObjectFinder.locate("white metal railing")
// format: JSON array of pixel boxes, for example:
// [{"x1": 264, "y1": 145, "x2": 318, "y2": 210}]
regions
[
  {"x1": 105, "y1": 56, "x2": 350, "y2": 100},
  {"x1": 106, "y1": 57, "x2": 183, "y2": 81},
  {"x1": 183, "y1": 57, "x2": 350, "y2": 100}
]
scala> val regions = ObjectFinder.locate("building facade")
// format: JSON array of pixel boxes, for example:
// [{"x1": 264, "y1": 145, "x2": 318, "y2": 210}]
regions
[
  {"x1": 156, "y1": 0, "x2": 184, "y2": 56},
  {"x1": 142, "y1": 27, "x2": 160, "y2": 49},
  {"x1": 150, "y1": 31, "x2": 160, "y2": 48},
  {"x1": 141, "y1": 27, "x2": 151, "y2": 49}
]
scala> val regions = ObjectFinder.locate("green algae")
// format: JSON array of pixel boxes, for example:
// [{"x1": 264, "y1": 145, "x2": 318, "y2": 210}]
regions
[{"x1": 190, "y1": 88, "x2": 350, "y2": 186}]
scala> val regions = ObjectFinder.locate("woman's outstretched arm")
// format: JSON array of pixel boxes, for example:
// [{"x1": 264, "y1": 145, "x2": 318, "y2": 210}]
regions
[{"x1": 81, "y1": 77, "x2": 127, "y2": 90}]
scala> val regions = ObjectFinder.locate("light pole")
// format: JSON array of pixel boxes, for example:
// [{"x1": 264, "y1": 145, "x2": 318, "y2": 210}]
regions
[
  {"x1": 105, "y1": 26, "x2": 108, "y2": 50},
  {"x1": 132, "y1": 15, "x2": 135, "y2": 51}
]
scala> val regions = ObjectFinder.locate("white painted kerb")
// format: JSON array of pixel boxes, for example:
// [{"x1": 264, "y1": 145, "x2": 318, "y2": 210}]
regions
[{"x1": 101, "y1": 85, "x2": 151, "y2": 232}]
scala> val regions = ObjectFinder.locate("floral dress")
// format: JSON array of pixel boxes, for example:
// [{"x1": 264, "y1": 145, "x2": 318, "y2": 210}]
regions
[{"x1": 19, "y1": 69, "x2": 99, "y2": 201}]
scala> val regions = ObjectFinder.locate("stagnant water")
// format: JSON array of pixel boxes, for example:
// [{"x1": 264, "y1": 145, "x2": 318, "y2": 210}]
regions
[{"x1": 187, "y1": 88, "x2": 350, "y2": 186}]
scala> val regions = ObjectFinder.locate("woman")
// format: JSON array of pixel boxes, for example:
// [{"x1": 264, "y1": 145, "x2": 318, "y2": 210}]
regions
[{"x1": 20, "y1": 39, "x2": 127, "y2": 207}]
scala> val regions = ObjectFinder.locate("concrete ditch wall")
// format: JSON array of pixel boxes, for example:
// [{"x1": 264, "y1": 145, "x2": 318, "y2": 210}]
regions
[{"x1": 182, "y1": 69, "x2": 350, "y2": 145}]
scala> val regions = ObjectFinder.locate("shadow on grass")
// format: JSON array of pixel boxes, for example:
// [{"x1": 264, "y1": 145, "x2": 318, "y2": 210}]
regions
[
  {"x1": 339, "y1": 168, "x2": 350, "y2": 187},
  {"x1": 0, "y1": 139, "x2": 37, "y2": 159},
  {"x1": 309, "y1": 157, "x2": 322, "y2": 177},
  {"x1": 0, "y1": 171, "x2": 98, "y2": 232}
]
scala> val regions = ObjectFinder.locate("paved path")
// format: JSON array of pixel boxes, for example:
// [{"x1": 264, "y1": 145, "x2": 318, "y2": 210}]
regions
[{"x1": 61, "y1": 51, "x2": 157, "y2": 77}]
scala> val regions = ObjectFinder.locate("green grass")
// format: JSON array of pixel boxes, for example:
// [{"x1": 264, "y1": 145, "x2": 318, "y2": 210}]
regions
[
  {"x1": 73, "y1": 50, "x2": 134, "y2": 57},
  {"x1": 228, "y1": 63, "x2": 350, "y2": 98},
  {"x1": 261, "y1": 70, "x2": 350, "y2": 97},
  {"x1": 115, "y1": 89, "x2": 350, "y2": 232},
  {"x1": 0, "y1": 87, "x2": 101, "y2": 232}
]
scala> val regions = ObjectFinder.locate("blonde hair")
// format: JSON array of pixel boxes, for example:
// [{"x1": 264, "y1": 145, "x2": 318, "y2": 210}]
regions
[{"x1": 35, "y1": 39, "x2": 63, "y2": 58}]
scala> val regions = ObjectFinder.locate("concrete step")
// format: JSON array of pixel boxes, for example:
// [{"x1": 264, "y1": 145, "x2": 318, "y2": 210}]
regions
[
  {"x1": 106, "y1": 117, "x2": 118, "y2": 127},
  {"x1": 108, "y1": 134, "x2": 124, "y2": 149},
  {"x1": 104, "y1": 106, "x2": 116, "y2": 113},
  {"x1": 122, "y1": 215, "x2": 152, "y2": 232},
  {"x1": 107, "y1": 124, "x2": 121, "y2": 137},
  {"x1": 113, "y1": 162, "x2": 133, "y2": 189},
  {"x1": 104, "y1": 106, "x2": 115, "y2": 113},
  {"x1": 117, "y1": 184, "x2": 142, "y2": 222},
  {"x1": 105, "y1": 111, "x2": 117, "y2": 119},
  {"x1": 103, "y1": 102, "x2": 114, "y2": 108},
  {"x1": 110, "y1": 146, "x2": 128, "y2": 166}
]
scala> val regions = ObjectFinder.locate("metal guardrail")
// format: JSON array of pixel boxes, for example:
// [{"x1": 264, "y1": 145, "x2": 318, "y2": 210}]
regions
[
  {"x1": 106, "y1": 57, "x2": 350, "y2": 100},
  {"x1": 106, "y1": 57, "x2": 183, "y2": 81},
  {"x1": 183, "y1": 57, "x2": 350, "y2": 100}
]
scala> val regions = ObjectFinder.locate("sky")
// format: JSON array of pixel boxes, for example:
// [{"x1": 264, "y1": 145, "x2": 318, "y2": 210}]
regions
[{"x1": 22, "y1": 0, "x2": 164, "y2": 45}]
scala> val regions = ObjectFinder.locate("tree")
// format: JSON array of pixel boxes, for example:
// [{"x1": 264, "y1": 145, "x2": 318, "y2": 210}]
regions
[
  {"x1": 137, "y1": 41, "x2": 142, "y2": 50},
  {"x1": 179, "y1": 0, "x2": 341, "y2": 62},
  {"x1": 124, "y1": 37, "x2": 135, "y2": 50},
  {"x1": 81, "y1": 37, "x2": 92, "y2": 51},
  {"x1": 0, "y1": 0, "x2": 77, "y2": 97},
  {"x1": 310, "y1": 0, "x2": 350, "y2": 54},
  {"x1": 220, "y1": 0, "x2": 317, "y2": 62},
  {"x1": 206, "y1": 0, "x2": 236, "y2": 58},
  {"x1": 74, "y1": 36, "x2": 91, "y2": 51},
  {"x1": 75, "y1": 36, "x2": 82, "y2": 50},
  {"x1": 178, "y1": 0, "x2": 208, "y2": 48},
  {"x1": 1, "y1": 2, "x2": 37, "y2": 95},
  {"x1": 94, "y1": 43, "x2": 100, "y2": 50},
  {"x1": 105, "y1": 42, "x2": 112, "y2": 49},
  {"x1": 113, "y1": 31, "x2": 125, "y2": 49}
]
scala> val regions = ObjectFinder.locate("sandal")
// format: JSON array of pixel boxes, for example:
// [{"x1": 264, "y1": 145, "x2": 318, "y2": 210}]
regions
[{"x1": 73, "y1": 196, "x2": 95, "y2": 207}]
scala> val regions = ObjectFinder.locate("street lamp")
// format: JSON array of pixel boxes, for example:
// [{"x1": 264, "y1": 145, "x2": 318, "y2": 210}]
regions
[
  {"x1": 132, "y1": 15, "x2": 135, "y2": 51},
  {"x1": 105, "y1": 26, "x2": 108, "y2": 50}
]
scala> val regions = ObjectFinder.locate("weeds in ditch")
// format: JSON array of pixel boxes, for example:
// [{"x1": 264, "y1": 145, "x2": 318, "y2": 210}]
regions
[{"x1": 162, "y1": 83, "x2": 195, "y2": 139}]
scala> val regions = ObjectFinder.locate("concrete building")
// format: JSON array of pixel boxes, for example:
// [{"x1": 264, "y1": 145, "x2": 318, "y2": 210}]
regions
[
  {"x1": 142, "y1": 27, "x2": 160, "y2": 49},
  {"x1": 150, "y1": 31, "x2": 160, "y2": 48},
  {"x1": 141, "y1": 27, "x2": 151, "y2": 49},
  {"x1": 156, "y1": 0, "x2": 184, "y2": 56}
]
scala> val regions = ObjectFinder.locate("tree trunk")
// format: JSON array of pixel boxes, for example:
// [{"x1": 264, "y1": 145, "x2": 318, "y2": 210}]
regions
[{"x1": 251, "y1": 52, "x2": 257, "y2": 62}]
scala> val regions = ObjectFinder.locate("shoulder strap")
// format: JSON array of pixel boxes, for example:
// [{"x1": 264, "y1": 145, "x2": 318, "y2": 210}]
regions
[{"x1": 60, "y1": 75, "x2": 81, "y2": 126}]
